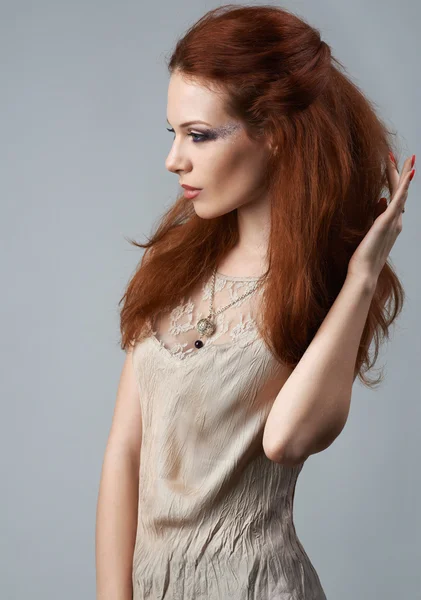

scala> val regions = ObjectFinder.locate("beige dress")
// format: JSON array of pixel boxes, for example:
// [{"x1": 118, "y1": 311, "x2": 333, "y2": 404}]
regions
[{"x1": 131, "y1": 271, "x2": 327, "y2": 599}]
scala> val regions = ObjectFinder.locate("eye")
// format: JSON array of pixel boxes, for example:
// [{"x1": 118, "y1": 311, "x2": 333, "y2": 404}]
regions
[{"x1": 166, "y1": 127, "x2": 208, "y2": 143}]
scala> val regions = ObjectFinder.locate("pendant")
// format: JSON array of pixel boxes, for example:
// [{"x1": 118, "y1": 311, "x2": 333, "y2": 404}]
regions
[
  {"x1": 194, "y1": 316, "x2": 216, "y2": 349},
  {"x1": 196, "y1": 317, "x2": 216, "y2": 337}
]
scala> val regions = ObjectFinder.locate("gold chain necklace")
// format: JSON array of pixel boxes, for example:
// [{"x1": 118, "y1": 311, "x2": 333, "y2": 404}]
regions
[{"x1": 194, "y1": 266, "x2": 263, "y2": 349}]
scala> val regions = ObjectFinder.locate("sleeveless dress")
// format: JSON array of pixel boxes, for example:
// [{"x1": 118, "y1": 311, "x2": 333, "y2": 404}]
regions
[{"x1": 130, "y1": 270, "x2": 327, "y2": 600}]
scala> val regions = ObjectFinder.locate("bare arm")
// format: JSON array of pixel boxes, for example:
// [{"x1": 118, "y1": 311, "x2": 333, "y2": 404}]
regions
[
  {"x1": 95, "y1": 348, "x2": 143, "y2": 600},
  {"x1": 264, "y1": 155, "x2": 416, "y2": 466},
  {"x1": 262, "y1": 273, "x2": 377, "y2": 466}
]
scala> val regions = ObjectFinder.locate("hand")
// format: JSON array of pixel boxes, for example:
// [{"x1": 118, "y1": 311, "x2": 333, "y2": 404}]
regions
[{"x1": 347, "y1": 152, "x2": 416, "y2": 283}]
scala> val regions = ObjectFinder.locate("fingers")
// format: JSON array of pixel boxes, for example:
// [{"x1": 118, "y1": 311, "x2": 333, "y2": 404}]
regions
[
  {"x1": 386, "y1": 152, "x2": 400, "y2": 194},
  {"x1": 397, "y1": 157, "x2": 415, "y2": 193},
  {"x1": 388, "y1": 155, "x2": 415, "y2": 216},
  {"x1": 387, "y1": 153, "x2": 414, "y2": 198},
  {"x1": 400, "y1": 156, "x2": 414, "y2": 181}
]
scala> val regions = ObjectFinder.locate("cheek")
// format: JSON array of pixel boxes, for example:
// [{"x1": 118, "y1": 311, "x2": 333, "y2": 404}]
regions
[
  {"x1": 203, "y1": 144, "x2": 251, "y2": 182},
  {"x1": 211, "y1": 147, "x2": 265, "y2": 195}
]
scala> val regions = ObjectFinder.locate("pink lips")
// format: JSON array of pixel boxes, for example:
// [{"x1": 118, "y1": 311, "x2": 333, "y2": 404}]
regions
[
  {"x1": 183, "y1": 188, "x2": 202, "y2": 199},
  {"x1": 181, "y1": 184, "x2": 202, "y2": 199},
  {"x1": 181, "y1": 184, "x2": 201, "y2": 190}
]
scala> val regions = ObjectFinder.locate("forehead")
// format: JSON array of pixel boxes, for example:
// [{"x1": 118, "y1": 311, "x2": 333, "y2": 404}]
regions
[{"x1": 167, "y1": 71, "x2": 228, "y2": 123}]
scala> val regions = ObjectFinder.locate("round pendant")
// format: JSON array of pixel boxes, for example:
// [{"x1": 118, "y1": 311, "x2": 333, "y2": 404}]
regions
[
  {"x1": 194, "y1": 340, "x2": 204, "y2": 348},
  {"x1": 196, "y1": 317, "x2": 216, "y2": 337}
]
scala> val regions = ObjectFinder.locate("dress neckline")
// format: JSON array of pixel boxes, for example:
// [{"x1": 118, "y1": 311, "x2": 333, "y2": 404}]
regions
[{"x1": 215, "y1": 270, "x2": 263, "y2": 281}]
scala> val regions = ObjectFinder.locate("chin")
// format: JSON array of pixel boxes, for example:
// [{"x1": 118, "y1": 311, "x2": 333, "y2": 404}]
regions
[{"x1": 192, "y1": 200, "x2": 240, "y2": 220}]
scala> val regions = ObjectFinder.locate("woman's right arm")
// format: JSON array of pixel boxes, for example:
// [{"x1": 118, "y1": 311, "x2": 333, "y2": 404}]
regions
[{"x1": 95, "y1": 348, "x2": 143, "y2": 600}]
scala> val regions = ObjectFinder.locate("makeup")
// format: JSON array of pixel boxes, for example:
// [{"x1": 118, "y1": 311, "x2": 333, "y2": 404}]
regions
[
  {"x1": 184, "y1": 189, "x2": 202, "y2": 199},
  {"x1": 207, "y1": 122, "x2": 242, "y2": 141},
  {"x1": 167, "y1": 121, "x2": 242, "y2": 143}
]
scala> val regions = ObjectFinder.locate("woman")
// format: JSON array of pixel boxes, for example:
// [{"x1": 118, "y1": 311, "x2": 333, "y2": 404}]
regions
[{"x1": 96, "y1": 5, "x2": 416, "y2": 599}]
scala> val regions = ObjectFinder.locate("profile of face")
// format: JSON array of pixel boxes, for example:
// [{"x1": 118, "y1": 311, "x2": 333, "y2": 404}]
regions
[{"x1": 165, "y1": 71, "x2": 273, "y2": 219}]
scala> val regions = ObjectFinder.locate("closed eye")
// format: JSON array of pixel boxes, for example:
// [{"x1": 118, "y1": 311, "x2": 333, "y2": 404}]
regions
[{"x1": 166, "y1": 128, "x2": 207, "y2": 143}]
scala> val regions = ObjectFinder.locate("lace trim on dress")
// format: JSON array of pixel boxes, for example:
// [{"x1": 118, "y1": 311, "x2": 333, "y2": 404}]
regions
[{"x1": 148, "y1": 273, "x2": 265, "y2": 360}]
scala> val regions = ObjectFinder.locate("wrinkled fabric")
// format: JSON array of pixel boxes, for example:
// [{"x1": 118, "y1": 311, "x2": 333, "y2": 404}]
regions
[{"x1": 130, "y1": 272, "x2": 327, "y2": 599}]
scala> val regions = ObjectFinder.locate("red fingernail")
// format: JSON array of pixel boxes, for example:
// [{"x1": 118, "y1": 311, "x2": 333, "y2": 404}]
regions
[
  {"x1": 411, "y1": 154, "x2": 416, "y2": 168},
  {"x1": 409, "y1": 169, "x2": 415, "y2": 181},
  {"x1": 389, "y1": 151, "x2": 396, "y2": 164}
]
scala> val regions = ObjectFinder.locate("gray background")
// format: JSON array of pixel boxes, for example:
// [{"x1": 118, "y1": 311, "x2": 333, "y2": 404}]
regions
[{"x1": 1, "y1": 1, "x2": 419, "y2": 598}]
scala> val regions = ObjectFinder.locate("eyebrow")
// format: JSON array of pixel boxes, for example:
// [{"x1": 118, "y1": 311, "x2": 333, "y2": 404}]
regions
[{"x1": 166, "y1": 118, "x2": 212, "y2": 128}]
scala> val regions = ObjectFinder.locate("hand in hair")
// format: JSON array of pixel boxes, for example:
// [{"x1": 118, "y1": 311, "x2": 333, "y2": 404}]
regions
[{"x1": 347, "y1": 153, "x2": 416, "y2": 283}]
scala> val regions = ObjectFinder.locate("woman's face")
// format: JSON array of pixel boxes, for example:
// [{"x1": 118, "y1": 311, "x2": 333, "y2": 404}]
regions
[{"x1": 165, "y1": 71, "x2": 273, "y2": 219}]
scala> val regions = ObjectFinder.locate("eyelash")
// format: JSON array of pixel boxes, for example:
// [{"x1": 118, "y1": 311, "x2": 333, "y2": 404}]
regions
[{"x1": 166, "y1": 127, "x2": 207, "y2": 143}]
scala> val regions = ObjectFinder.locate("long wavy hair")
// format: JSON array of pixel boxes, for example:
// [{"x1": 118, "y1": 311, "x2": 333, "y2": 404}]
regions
[{"x1": 119, "y1": 4, "x2": 405, "y2": 388}]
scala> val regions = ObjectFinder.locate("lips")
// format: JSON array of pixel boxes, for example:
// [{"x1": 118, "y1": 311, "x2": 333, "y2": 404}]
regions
[
  {"x1": 183, "y1": 188, "x2": 202, "y2": 199},
  {"x1": 181, "y1": 184, "x2": 202, "y2": 191}
]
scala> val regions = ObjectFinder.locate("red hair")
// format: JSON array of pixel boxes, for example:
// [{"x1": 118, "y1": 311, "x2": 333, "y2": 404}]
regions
[{"x1": 119, "y1": 4, "x2": 405, "y2": 388}]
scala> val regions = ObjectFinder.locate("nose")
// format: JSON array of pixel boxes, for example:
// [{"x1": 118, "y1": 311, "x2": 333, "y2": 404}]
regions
[
  {"x1": 165, "y1": 154, "x2": 178, "y2": 174},
  {"x1": 165, "y1": 142, "x2": 191, "y2": 175}
]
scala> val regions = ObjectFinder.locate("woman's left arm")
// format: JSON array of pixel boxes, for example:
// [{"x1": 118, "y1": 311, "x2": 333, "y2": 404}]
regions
[{"x1": 263, "y1": 153, "x2": 416, "y2": 466}]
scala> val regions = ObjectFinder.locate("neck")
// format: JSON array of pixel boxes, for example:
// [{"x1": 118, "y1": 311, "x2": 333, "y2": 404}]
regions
[{"x1": 236, "y1": 194, "x2": 270, "y2": 258}]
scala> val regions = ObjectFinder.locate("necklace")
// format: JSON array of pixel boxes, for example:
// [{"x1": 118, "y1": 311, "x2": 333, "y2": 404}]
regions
[{"x1": 194, "y1": 266, "x2": 263, "y2": 349}]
